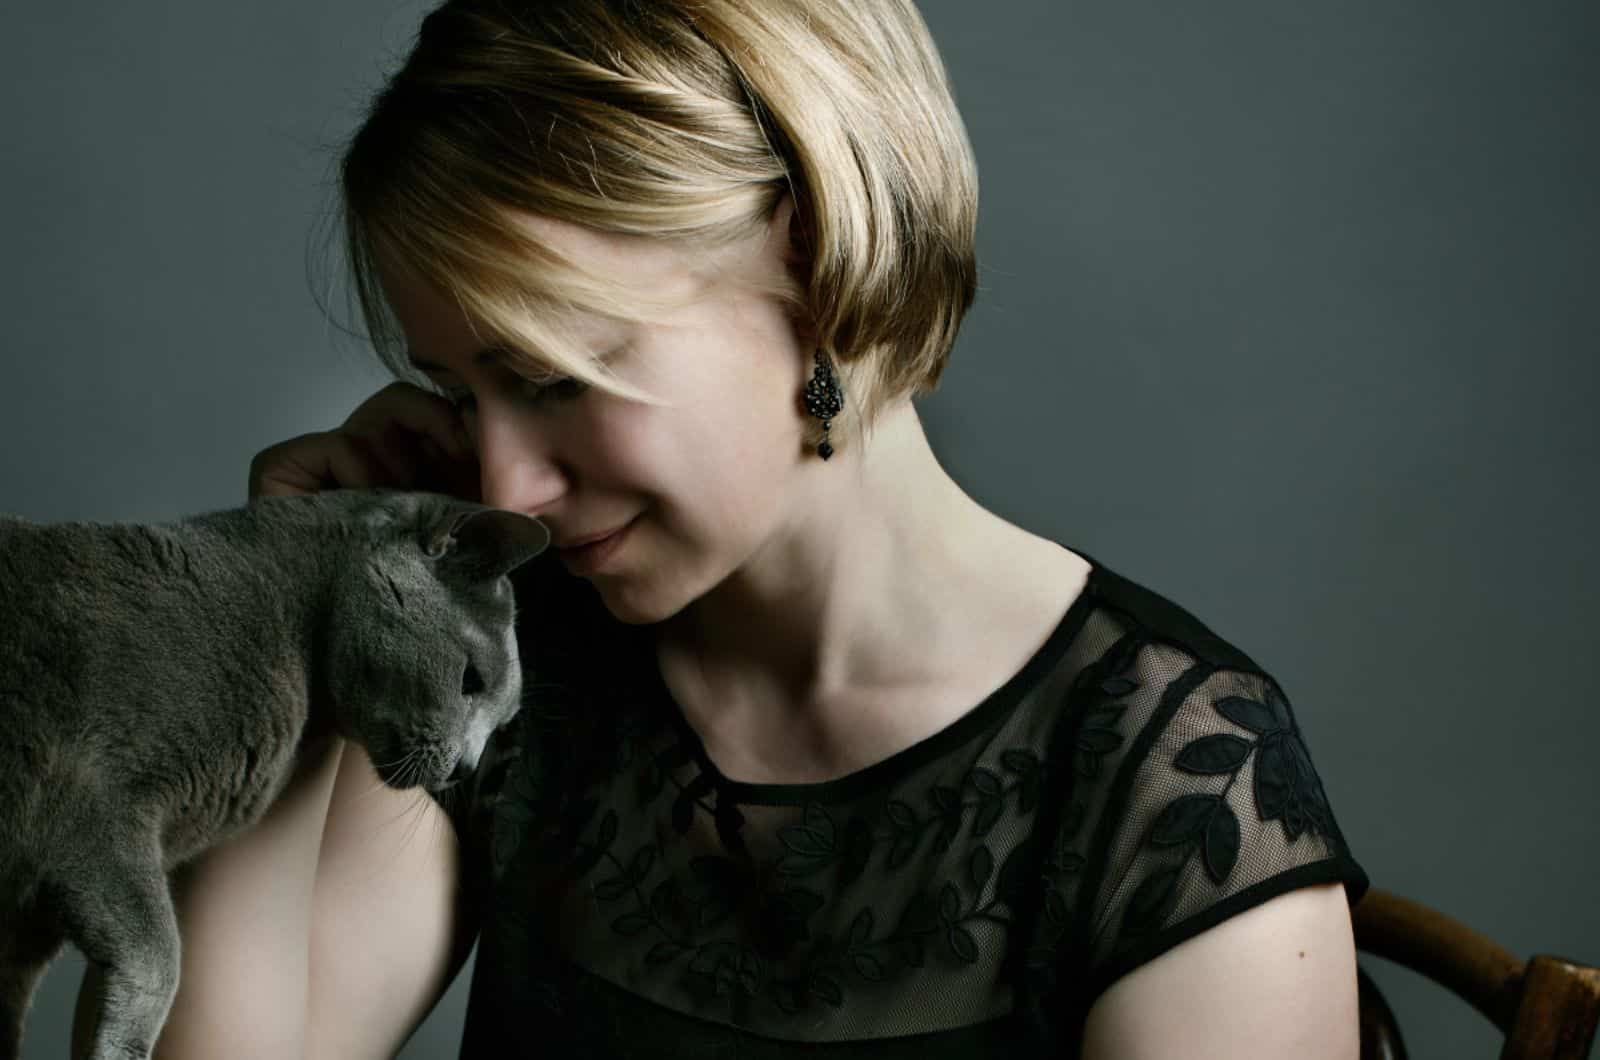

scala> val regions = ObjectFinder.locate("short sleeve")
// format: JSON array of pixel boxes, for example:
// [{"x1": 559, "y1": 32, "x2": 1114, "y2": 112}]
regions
[{"x1": 1058, "y1": 637, "x2": 1370, "y2": 1012}]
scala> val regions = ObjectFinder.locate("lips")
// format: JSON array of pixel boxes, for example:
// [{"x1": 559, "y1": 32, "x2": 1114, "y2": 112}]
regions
[
  {"x1": 553, "y1": 516, "x2": 636, "y2": 574},
  {"x1": 553, "y1": 521, "x2": 631, "y2": 550}
]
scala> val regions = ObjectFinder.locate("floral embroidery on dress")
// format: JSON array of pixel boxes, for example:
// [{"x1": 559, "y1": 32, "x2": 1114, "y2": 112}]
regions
[
  {"x1": 1021, "y1": 632, "x2": 1143, "y2": 997},
  {"x1": 1120, "y1": 673, "x2": 1337, "y2": 941},
  {"x1": 450, "y1": 570, "x2": 1370, "y2": 1052},
  {"x1": 543, "y1": 747, "x2": 1062, "y2": 1021}
]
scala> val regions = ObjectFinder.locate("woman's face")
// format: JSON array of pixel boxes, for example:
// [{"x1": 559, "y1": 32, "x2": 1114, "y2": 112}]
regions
[{"x1": 378, "y1": 206, "x2": 814, "y2": 624}]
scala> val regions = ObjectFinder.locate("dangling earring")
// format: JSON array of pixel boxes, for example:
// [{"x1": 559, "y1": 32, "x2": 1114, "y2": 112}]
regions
[{"x1": 802, "y1": 349, "x2": 844, "y2": 460}]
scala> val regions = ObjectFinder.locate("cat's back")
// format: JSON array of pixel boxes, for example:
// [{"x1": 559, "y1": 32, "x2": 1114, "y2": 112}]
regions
[
  {"x1": 0, "y1": 510, "x2": 317, "y2": 854},
  {"x1": 0, "y1": 516, "x2": 128, "y2": 853},
  {"x1": 0, "y1": 516, "x2": 94, "y2": 694},
  {"x1": 0, "y1": 514, "x2": 252, "y2": 727},
  {"x1": 4, "y1": 514, "x2": 153, "y2": 631}
]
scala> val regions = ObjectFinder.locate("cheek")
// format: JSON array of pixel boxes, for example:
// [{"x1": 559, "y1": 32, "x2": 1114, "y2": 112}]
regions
[
  {"x1": 682, "y1": 374, "x2": 800, "y2": 518},
  {"x1": 579, "y1": 406, "x2": 660, "y2": 482},
  {"x1": 592, "y1": 314, "x2": 806, "y2": 540},
  {"x1": 601, "y1": 358, "x2": 797, "y2": 486}
]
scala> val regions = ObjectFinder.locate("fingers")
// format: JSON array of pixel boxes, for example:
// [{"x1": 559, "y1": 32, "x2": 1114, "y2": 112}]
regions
[
  {"x1": 246, "y1": 383, "x2": 482, "y2": 504},
  {"x1": 248, "y1": 432, "x2": 392, "y2": 499},
  {"x1": 422, "y1": 434, "x2": 484, "y2": 503},
  {"x1": 343, "y1": 382, "x2": 474, "y2": 463}
]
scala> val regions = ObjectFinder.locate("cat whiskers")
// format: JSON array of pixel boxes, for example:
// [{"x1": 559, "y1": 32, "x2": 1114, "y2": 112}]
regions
[
  {"x1": 359, "y1": 742, "x2": 458, "y2": 858},
  {"x1": 360, "y1": 745, "x2": 424, "y2": 803},
  {"x1": 396, "y1": 787, "x2": 434, "y2": 857}
]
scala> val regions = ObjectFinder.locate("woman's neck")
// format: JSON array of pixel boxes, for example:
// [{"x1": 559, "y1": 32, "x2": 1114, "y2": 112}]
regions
[{"x1": 653, "y1": 399, "x2": 1035, "y2": 721}]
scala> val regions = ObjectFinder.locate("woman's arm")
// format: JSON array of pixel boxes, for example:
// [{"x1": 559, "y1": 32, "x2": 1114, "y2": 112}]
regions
[
  {"x1": 304, "y1": 737, "x2": 479, "y2": 1059},
  {"x1": 1078, "y1": 882, "x2": 1360, "y2": 1059},
  {"x1": 71, "y1": 733, "x2": 478, "y2": 1059}
]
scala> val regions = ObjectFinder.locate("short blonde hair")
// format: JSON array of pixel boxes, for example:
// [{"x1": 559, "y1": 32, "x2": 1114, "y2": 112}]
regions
[{"x1": 333, "y1": 0, "x2": 979, "y2": 453}]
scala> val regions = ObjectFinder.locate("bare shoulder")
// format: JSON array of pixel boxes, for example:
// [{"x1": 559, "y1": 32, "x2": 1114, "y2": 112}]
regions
[
  {"x1": 1080, "y1": 881, "x2": 1360, "y2": 1059},
  {"x1": 303, "y1": 739, "x2": 478, "y2": 1059}
]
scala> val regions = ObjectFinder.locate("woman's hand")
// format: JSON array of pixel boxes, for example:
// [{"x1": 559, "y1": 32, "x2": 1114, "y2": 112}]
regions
[{"x1": 247, "y1": 381, "x2": 480, "y2": 502}]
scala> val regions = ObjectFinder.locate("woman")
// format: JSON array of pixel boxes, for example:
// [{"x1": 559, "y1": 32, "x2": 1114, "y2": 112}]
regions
[{"x1": 81, "y1": 0, "x2": 1369, "y2": 1055}]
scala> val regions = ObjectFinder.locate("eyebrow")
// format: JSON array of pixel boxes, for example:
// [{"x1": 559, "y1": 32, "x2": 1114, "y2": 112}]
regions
[{"x1": 405, "y1": 345, "x2": 509, "y2": 373}]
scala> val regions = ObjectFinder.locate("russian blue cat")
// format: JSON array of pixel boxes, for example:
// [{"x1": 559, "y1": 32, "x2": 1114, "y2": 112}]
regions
[{"x1": 0, "y1": 488, "x2": 549, "y2": 1059}]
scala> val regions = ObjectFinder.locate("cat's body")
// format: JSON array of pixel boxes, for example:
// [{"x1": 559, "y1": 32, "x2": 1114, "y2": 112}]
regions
[
  {"x1": 3, "y1": 512, "x2": 332, "y2": 875},
  {"x1": 0, "y1": 489, "x2": 549, "y2": 1060}
]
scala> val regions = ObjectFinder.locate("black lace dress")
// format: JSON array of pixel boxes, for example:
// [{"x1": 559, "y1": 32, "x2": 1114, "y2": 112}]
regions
[{"x1": 433, "y1": 542, "x2": 1370, "y2": 1058}]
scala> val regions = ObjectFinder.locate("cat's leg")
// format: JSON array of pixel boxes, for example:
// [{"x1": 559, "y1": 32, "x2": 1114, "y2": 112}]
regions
[
  {"x1": 51, "y1": 852, "x2": 179, "y2": 1060},
  {"x1": 0, "y1": 908, "x2": 66, "y2": 1060}
]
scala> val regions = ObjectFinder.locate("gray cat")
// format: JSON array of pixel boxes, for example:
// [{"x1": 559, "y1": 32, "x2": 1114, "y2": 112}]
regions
[{"x1": 0, "y1": 487, "x2": 549, "y2": 1060}]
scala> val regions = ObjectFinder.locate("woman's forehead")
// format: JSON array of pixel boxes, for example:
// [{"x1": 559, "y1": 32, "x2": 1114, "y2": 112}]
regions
[
  {"x1": 376, "y1": 212, "x2": 770, "y2": 362},
  {"x1": 507, "y1": 211, "x2": 746, "y2": 303},
  {"x1": 377, "y1": 248, "x2": 617, "y2": 337}
]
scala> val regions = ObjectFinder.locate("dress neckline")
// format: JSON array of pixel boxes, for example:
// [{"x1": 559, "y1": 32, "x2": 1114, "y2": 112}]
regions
[{"x1": 643, "y1": 543, "x2": 1107, "y2": 806}]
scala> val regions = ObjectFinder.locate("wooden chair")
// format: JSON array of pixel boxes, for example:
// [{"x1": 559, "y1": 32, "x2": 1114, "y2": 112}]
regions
[{"x1": 1352, "y1": 887, "x2": 1600, "y2": 1059}]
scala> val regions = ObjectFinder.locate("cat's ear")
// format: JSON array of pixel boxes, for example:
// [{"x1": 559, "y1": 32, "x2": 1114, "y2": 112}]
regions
[{"x1": 421, "y1": 503, "x2": 551, "y2": 582}]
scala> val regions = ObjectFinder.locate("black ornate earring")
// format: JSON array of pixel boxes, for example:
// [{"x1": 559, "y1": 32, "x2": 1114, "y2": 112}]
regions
[{"x1": 802, "y1": 349, "x2": 844, "y2": 460}]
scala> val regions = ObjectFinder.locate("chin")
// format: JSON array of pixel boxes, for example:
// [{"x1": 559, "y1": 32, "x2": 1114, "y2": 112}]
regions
[
  {"x1": 592, "y1": 573, "x2": 699, "y2": 627},
  {"x1": 597, "y1": 588, "x2": 682, "y2": 626}
]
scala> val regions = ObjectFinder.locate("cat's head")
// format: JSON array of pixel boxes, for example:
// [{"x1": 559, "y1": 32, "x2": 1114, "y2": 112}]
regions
[{"x1": 319, "y1": 489, "x2": 550, "y2": 791}]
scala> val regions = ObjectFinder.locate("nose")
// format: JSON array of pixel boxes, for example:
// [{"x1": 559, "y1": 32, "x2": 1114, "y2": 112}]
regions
[
  {"x1": 473, "y1": 401, "x2": 568, "y2": 513},
  {"x1": 448, "y1": 736, "x2": 483, "y2": 785},
  {"x1": 448, "y1": 754, "x2": 476, "y2": 786}
]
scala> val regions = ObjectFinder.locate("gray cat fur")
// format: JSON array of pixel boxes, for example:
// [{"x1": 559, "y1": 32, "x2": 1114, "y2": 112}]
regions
[{"x1": 0, "y1": 487, "x2": 550, "y2": 1059}]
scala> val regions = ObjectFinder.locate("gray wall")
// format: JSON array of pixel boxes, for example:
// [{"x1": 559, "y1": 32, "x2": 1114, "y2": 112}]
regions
[{"x1": 6, "y1": 2, "x2": 1595, "y2": 1057}]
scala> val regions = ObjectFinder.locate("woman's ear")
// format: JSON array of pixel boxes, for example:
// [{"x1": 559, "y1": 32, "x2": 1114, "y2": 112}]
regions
[
  {"x1": 768, "y1": 191, "x2": 818, "y2": 344},
  {"x1": 770, "y1": 190, "x2": 813, "y2": 272}
]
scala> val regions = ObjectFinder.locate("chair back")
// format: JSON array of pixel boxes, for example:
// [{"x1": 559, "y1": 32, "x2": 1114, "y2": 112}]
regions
[{"x1": 1353, "y1": 887, "x2": 1600, "y2": 1059}]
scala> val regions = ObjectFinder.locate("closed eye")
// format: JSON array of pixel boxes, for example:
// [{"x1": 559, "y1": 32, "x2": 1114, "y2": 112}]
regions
[{"x1": 444, "y1": 375, "x2": 588, "y2": 409}]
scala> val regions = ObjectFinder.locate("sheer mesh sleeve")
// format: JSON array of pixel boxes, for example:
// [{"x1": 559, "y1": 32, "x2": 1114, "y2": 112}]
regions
[{"x1": 1061, "y1": 636, "x2": 1369, "y2": 1012}]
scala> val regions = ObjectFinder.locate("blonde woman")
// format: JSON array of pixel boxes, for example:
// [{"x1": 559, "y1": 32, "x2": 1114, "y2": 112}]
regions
[{"x1": 78, "y1": 1, "x2": 1370, "y2": 1055}]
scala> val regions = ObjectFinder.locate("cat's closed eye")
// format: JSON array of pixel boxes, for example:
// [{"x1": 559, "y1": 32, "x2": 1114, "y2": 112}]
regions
[{"x1": 462, "y1": 661, "x2": 485, "y2": 696}]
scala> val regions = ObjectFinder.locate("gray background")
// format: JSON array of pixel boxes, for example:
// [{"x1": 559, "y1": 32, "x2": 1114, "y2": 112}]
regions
[{"x1": 5, "y1": 1, "x2": 1595, "y2": 1057}]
